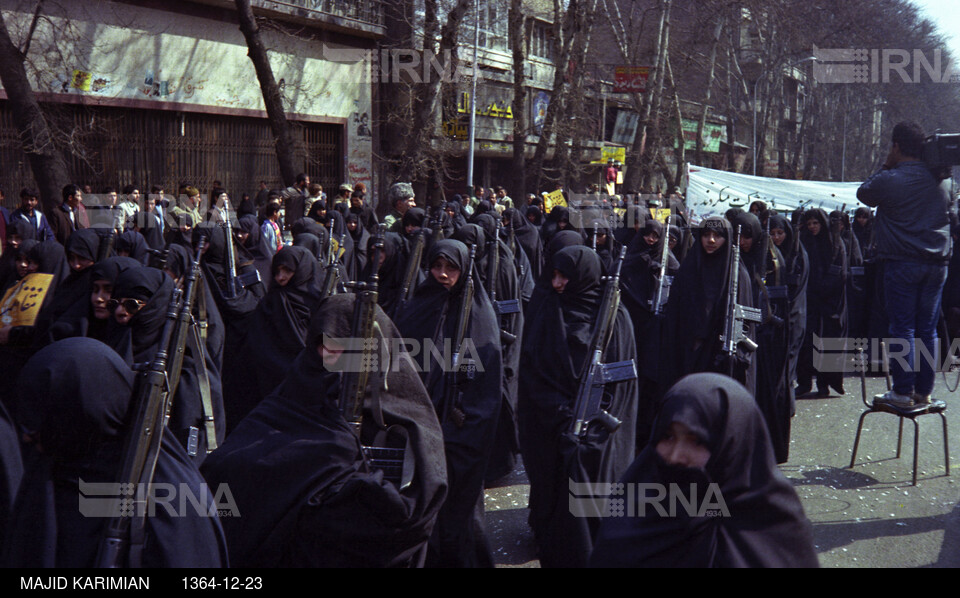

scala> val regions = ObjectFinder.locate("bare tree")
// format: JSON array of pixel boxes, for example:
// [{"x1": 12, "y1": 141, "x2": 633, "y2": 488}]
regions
[
  {"x1": 235, "y1": 0, "x2": 301, "y2": 187},
  {"x1": 0, "y1": 4, "x2": 70, "y2": 213}
]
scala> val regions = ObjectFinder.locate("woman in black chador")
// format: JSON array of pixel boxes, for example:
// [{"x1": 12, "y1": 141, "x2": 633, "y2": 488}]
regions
[
  {"x1": 452, "y1": 222, "x2": 524, "y2": 484},
  {"x1": 201, "y1": 295, "x2": 448, "y2": 567},
  {"x1": 232, "y1": 246, "x2": 322, "y2": 425},
  {"x1": 45, "y1": 256, "x2": 143, "y2": 344},
  {"x1": 661, "y1": 217, "x2": 757, "y2": 395},
  {"x1": 769, "y1": 214, "x2": 809, "y2": 430},
  {"x1": 619, "y1": 217, "x2": 679, "y2": 447},
  {"x1": 589, "y1": 373, "x2": 819, "y2": 568},
  {"x1": 4, "y1": 337, "x2": 228, "y2": 567},
  {"x1": 395, "y1": 239, "x2": 502, "y2": 568},
  {"x1": 518, "y1": 245, "x2": 638, "y2": 568},
  {"x1": 732, "y1": 212, "x2": 793, "y2": 463},
  {"x1": 106, "y1": 266, "x2": 225, "y2": 465},
  {"x1": 796, "y1": 208, "x2": 848, "y2": 397}
]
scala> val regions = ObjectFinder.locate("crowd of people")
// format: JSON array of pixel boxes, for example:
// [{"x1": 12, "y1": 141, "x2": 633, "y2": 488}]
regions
[{"x1": 0, "y1": 121, "x2": 950, "y2": 568}]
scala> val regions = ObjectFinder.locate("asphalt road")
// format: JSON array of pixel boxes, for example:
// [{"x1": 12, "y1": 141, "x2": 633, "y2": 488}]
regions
[{"x1": 484, "y1": 373, "x2": 960, "y2": 567}]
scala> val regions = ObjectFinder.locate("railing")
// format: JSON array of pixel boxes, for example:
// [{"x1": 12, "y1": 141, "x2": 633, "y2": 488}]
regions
[{"x1": 255, "y1": 0, "x2": 385, "y2": 28}]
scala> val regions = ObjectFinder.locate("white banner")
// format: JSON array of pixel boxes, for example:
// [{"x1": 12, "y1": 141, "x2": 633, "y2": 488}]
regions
[{"x1": 683, "y1": 164, "x2": 867, "y2": 224}]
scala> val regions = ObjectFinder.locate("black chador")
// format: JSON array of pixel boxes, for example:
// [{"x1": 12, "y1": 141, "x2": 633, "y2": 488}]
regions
[
  {"x1": 452, "y1": 223, "x2": 524, "y2": 483},
  {"x1": 231, "y1": 246, "x2": 323, "y2": 426},
  {"x1": 619, "y1": 217, "x2": 679, "y2": 447},
  {"x1": 201, "y1": 296, "x2": 448, "y2": 567},
  {"x1": 733, "y1": 212, "x2": 792, "y2": 463},
  {"x1": 45, "y1": 256, "x2": 143, "y2": 345},
  {"x1": 4, "y1": 338, "x2": 228, "y2": 567},
  {"x1": 395, "y1": 240, "x2": 502, "y2": 568},
  {"x1": 361, "y1": 232, "x2": 416, "y2": 319},
  {"x1": 769, "y1": 214, "x2": 809, "y2": 420},
  {"x1": 796, "y1": 208, "x2": 847, "y2": 397},
  {"x1": 106, "y1": 267, "x2": 225, "y2": 465},
  {"x1": 518, "y1": 245, "x2": 638, "y2": 568},
  {"x1": 661, "y1": 217, "x2": 757, "y2": 395},
  {"x1": 589, "y1": 373, "x2": 819, "y2": 568}
]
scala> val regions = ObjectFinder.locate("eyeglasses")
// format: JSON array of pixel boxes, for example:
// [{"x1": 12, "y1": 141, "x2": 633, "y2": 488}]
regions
[{"x1": 106, "y1": 298, "x2": 147, "y2": 314}]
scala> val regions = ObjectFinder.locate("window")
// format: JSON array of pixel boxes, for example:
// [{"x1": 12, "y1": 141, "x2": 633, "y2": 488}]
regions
[{"x1": 530, "y1": 21, "x2": 553, "y2": 61}]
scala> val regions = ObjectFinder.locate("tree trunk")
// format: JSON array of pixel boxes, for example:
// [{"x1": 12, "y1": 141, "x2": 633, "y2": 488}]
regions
[
  {"x1": 509, "y1": 0, "x2": 528, "y2": 199},
  {"x1": 529, "y1": 0, "x2": 580, "y2": 193},
  {"x1": 397, "y1": 0, "x2": 471, "y2": 184},
  {"x1": 235, "y1": 0, "x2": 301, "y2": 187},
  {"x1": 625, "y1": 0, "x2": 668, "y2": 192},
  {"x1": 695, "y1": 16, "x2": 724, "y2": 168},
  {"x1": 0, "y1": 10, "x2": 70, "y2": 214}
]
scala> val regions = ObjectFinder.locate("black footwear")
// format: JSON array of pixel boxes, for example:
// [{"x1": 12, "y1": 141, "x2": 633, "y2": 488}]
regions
[
  {"x1": 795, "y1": 384, "x2": 812, "y2": 397},
  {"x1": 830, "y1": 381, "x2": 846, "y2": 395},
  {"x1": 816, "y1": 387, "x2": 830, "y2": 398}
]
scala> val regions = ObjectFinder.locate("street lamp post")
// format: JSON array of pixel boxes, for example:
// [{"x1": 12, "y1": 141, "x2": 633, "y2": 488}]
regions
[
  {"x1": 752, "y1": 56, "x2": 817, "y2": 177},
  {"x1": 466, "y1": 0, "x2": 479, "y2": 191}
]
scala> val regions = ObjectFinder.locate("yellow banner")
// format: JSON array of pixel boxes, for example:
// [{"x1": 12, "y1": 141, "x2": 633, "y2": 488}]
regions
[
  {"x1": 544, "y1": 189, "x2": 567, "y2": 213},
  {"x1": 0, "y1": 273, "x2": 54, "y2": 327},
  {"x1": 649, "y1": 208, "x2": 672, "y2": 224}
]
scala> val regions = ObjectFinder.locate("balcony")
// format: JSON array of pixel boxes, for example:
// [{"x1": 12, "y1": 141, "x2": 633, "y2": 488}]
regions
[{"x1": 188, "y1": 0, "x2": 386, "y2": 38}]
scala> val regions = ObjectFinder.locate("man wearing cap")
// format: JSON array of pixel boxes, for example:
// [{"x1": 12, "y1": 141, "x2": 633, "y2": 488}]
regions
[
  {"x1": 332, "y1": 183, "x2": 353, "y2": 218},
  {"x1": 383, "y1": 182, "x2": 416, "y2": 233},
  {"x1": 170, "y1": 185, "x2": 203, "y2": 233}
]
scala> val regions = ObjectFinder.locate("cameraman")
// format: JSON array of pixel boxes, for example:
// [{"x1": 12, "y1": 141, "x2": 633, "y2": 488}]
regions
[{"x1": 857, "y1": 121, "x2": 951, "y2": 406}]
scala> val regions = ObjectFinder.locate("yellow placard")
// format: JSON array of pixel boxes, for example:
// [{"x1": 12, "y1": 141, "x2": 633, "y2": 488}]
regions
[
  {"x1": 613, "y1": 208, "x2": 626, "y2": 219},
  {"x1": 0, "y1": 273, "x2": 54, "y2": 327},
  {"x1": 649, "y1": 208, "x2": 672, "y2": 224},
  {"x1": 544, "y1": 189, "x2": 567, "y2": 213}
]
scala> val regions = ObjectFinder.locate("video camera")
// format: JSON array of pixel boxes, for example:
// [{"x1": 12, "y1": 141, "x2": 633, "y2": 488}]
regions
[{"x1": 922, "y1": 133, "x2": 960, "y2": 179}]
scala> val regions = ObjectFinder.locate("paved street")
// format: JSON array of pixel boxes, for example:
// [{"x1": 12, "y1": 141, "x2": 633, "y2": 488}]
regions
[{"x1": 485, "y1": 373, "x2": 960, "y2": 567}]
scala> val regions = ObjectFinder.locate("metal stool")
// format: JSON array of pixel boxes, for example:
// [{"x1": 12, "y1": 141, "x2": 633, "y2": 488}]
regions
[{"x1": 848, "y1": 345, "x2": 949, "y2": 486}]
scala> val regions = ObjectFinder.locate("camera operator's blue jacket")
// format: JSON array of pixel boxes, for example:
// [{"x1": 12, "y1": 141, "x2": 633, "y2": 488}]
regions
[{"x1": 856, "y1": 160, "x2": 951, "y2": 264}]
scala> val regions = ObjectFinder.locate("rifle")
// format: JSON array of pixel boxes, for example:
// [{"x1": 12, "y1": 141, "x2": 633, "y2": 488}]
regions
[
  {"x1": 440, "y1": 244, "x2": 476, "y2": 428},
  {"x1": 429, "y1": 206, "x2": 445, "y2": 241},
  {"x1": 569, "y1": 247, "x2": 637, "y2": 439},
  {"x1": 321, "y1": 214, "x2": 345, "y2": 299},
  {"x1": 338, "y1": 224, "x2": 409, "y2": 486},
  {"x1": 220, "y1": 201, "x2": 260, "y2": 299},
  {"x1": 96, "y1": 241, "x2": 204, "y2": 568},
  {"x1": 97, "y1": 230, "x2": 115, "y2": 261},
  {"x1": 488, "y1": 219, "x2": 520, "y2": 345},
  {"x1": 396, "y1": 228, "x2": 426, "y2": 316},
  {"x1": 719, "y1": 225, "x2": 763, "y2": 376},
  {"x1": 222, "y1": 200, "x2": 240, "y2": 299},
  {"x1": 650, "y1": 214, "x2": 672, "y2": 316}
]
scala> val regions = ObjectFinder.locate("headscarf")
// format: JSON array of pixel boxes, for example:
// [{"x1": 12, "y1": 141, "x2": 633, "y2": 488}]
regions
[
  {"x1": 116, "y1": 230, "x2": 150, "y2": 264},
  {"x1": 393, "y1": 239, "x2": 503, "y2": 567},
  {"x1": 4, "y1": 337, "x2": 228, "y2": 567},
  {"x1": 590, "y1": 373, "x2": 819, "y2": 568}
]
